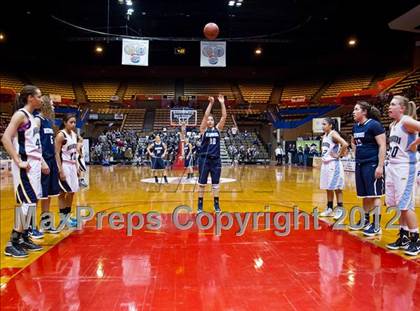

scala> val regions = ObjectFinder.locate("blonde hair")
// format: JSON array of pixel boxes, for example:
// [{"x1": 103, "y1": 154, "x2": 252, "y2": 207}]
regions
[
  {"x1": 40, "y1": 95, "x2": 55, "y2": 119},
  {"x1": 393, "y1": 95, "x2": 417, "y2": 120}
]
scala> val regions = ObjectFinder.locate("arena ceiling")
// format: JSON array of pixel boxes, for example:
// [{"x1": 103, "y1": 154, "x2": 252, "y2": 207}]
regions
[{"x1": 0, "y1": 0, "x2": 418, "y2": 70}]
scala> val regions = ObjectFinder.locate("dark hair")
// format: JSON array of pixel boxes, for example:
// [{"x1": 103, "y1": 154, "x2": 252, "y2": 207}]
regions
[
  {"x1": 324, "y1": 117, "x2": 338, "y2": 131},
  {"x1": 60, "y1": 113, "x2": 77, "y2": 129},
  {"x1": 15, "y1": 85, "x2": 40, "y2": 109},
  {"x1": 356, "y1": 101, "x2": 381, "y2": 122}
]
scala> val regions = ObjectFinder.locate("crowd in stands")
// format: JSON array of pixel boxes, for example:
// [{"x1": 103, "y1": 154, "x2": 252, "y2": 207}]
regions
[
  {"x1": 90, "y1": 126, "x2": 271, "y2": 167},
  {"x1": 90, "y1": 129, "x2": 191, "y2": 166},
  {"x1": 275, "y1": 143, "x2": 320, "y2": 166},
  {"x1": 224, "y1": 128, "x2": 267, "y2": 164}
]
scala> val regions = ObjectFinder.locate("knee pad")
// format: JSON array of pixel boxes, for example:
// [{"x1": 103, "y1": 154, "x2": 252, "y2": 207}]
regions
[{"x1": 212, "y1": 184, "x2": 220, "y2": 191}]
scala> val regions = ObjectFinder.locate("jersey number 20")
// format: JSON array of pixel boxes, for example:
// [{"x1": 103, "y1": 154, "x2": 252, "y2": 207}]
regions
[{"x1": 390, "y1": 146, "x2": 398, "y2": 158}]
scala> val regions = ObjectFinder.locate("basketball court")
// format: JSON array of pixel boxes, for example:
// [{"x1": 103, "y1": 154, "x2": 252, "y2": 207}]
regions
[
  {"x1": 1, "y1": 0, "x2": 420, "y2": 310},
  {"x1": 1, "y1": 166, "x2": 420, "y2": 309}
]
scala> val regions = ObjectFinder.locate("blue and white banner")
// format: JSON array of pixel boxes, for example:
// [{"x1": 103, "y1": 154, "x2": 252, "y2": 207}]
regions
[
  {"x1": 200, "y1": 41, "x2": 226, "y2": 67},
  {"x1": 122, "y1": 39, "x2": 149, "y2": 66}
]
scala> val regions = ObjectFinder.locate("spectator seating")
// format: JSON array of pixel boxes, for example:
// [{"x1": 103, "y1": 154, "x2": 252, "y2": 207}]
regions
[
  {"x1": 184, "y1": 81, "x2": 235, "y2": 100},
  {"x1": 84, "y1": 81, "x2": 119, "y2": 102},
  {"x1": 124, "y1": 81, "x2": 175, "y2": 100},
  {"x1": 322, "y1": 75, "x2": 373, "y2": 97},
  {"x1": 238, "y1": 83, "x2": 273, "y2": 104}
]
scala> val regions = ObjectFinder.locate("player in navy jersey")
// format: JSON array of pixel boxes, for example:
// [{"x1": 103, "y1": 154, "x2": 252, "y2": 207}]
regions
[
  {"x1": 34, "y1": 96, "x2": 61, "y2": 234},
  {"x1": 147, "y1": 135, "x2": 169, "y2": 183},
  {"x1": 197, "y1": 95, "x2": 227, "y2": 213},
  {"x1": 350, "y1": 102, "x2": 386, "y2": 236},
  {"x1": 385, "y1": 96, "x2": 420, "y2": 255},
  {"x1": 1, "y1": 86, "x2": 47, "y2": 257}
]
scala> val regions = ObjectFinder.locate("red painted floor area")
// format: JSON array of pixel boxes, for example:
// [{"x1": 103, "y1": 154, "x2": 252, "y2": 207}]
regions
[{"x1": 1, "y1": 213, "x2": 420, "y2": 311}]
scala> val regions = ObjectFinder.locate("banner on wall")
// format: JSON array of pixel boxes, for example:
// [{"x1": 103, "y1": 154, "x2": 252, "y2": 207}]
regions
[
  {"x1": 122, "y1": 39, "x2": 149, "y2": 66},
  {"x1": 114, "y1": 113, "x2": 124, "y2": 120},
  {"x1": 291, "y1": 96, "x2": 306, "y2": 103},
  {"x1": 312, "y1": 117, "x2": 341, "y2": 133},
  {"x1": 200, "y1": 41, "x2": 226, "y2": 67}
]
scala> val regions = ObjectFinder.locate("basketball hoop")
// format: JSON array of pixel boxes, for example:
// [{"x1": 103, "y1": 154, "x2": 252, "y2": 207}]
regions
[{"x1": 170, "y1": 109, "x2": 197, "y2": 127}]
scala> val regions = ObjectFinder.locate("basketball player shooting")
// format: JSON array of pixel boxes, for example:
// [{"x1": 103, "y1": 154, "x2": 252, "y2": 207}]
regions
[{"x1": 197, "y1": 94, "x2": 227, "y2": 213}]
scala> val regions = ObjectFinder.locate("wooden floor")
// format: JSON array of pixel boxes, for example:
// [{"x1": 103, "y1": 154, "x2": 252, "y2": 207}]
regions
[{"x1": 1, "y1": 165, "x2": 419, "y2": 309}]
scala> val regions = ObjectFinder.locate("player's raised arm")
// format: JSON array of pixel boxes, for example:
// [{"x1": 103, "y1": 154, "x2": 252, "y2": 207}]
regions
[
  {"x1": 216, "y1": 94, "x2": 227, "y2": 131},
  {"x1": 200, "y1": 96, "x2": 214, "y2": 134}
]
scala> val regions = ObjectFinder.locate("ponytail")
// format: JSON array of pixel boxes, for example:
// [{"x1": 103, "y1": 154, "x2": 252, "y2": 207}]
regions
[
  {"x1": 356, "y1": 101, "x2": 381, "y2": 122},
  {"x1": 15, "y1": 85, "x2": 40, "y2": 110},
  {"x1": 407, "y1": 101, "x2": 417, "y2": 120},
  {"x1": 368, "y1": 106, "x2": 382, "y2": 122},
  {"x1": 393, "y1": 95, "x2": 417, "y2": 120},
  {"x1": 324, "y1": 117, "x2": 341, "y2": 135}
]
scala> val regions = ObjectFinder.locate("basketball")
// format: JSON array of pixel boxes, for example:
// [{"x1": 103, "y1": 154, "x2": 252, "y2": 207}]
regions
[{"x1": 203, "y1": 22, "x2": 219, "y2": 40}]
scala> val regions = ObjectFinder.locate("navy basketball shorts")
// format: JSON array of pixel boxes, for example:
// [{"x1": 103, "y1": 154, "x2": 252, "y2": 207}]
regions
[
  {"x1": 355, "y1": 161, "x2": 385, "y2": 198},
  {"x1": 198, "y1": 156, "x2": 221, "y2": 185},
  {"x1": 41, "y1": 157, "x2": 60, "y2": 199},
  {"x1": 151, "y1": 157, "x2": 165, "y2": 170}
]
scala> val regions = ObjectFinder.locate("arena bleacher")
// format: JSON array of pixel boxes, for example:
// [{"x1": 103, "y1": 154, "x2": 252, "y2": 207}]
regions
[
  {"x1": 238, "y1": 82, "x2": 273, "y2": 104},
  {"x1": 84, "y1": 81, "x2": 119, "y2": 102},
  {"x1": 184, "y1": 81, "x2": 235, "y2": 100},
  {"x1": 321, "y1": 74, "x2": 373, "y2": 98},
  {"x1": 0, "y1": 73, "x2": 25, "y2": 91},
  {"x1": 30, "y1": 77, "x2": 76, "y2": 100},
  {"x1": 124, "y1": 80, "x2": 175, "y2": 100}
]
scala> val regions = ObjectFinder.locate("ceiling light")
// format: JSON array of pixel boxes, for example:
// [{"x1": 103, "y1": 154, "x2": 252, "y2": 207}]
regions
[
  {"x1": 0, "y1": 33, "x2": 5, "y2": 41},
  {"x1": 95, "y1": 46, "x2": 103, "y2": 53},
  {"x1": 348, "y1": 38, "x2": 357, "y2": 47},
  {"x1": 236, "y1": 2, "x2": 242, "y2": 6},
  {"x1": 126, "y1": 0, "x2": 133, "y2": 6},
  {"x1": 255, "y1": 48, "x2": 262, "y2": 55},
  {"x1": 228, "y1": 1, "x2": 235, "y2": 6},
  {"x1": 127, "y1": 8, "x2": 134, "y2": 15}
]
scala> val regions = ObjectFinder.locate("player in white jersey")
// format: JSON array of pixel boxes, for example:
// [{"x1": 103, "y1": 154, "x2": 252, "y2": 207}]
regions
[
  {"x1": 55, "y1": 114, "x2": 79, "y2": 228},
  {"x1": 1, "y1": 86, "x2": 49, "y2": 257},
  {"x1": 319, "y1": 117, "x2": 348, "y2": 219},
  {"x1": 385, "y1": 96, "x2": 420, "y2": 256}
]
